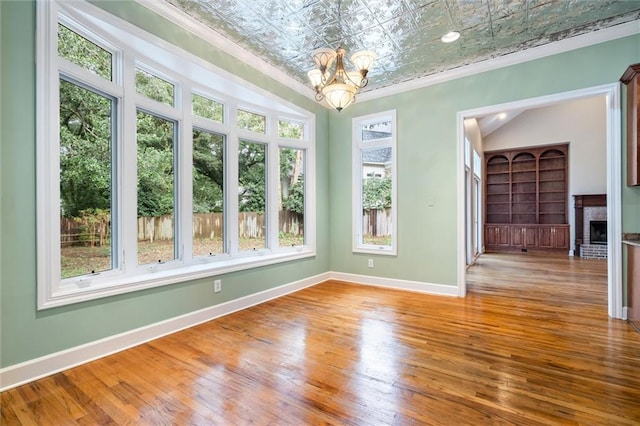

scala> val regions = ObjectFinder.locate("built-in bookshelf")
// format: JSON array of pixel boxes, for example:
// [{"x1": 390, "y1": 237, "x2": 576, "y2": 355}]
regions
[{"x1": 484, "y1": 143, "x2": 568, "y2": 252}]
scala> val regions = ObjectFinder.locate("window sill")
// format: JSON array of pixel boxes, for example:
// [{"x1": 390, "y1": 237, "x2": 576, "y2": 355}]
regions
[
  {"x1": 40, "y1": 248, "x2": 315, "y2": 310},
  {"x1": 353, "y1": 246, "x2": 397, "y2": 256}
]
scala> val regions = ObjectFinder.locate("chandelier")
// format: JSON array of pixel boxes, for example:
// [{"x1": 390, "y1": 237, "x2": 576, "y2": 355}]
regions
[
  {"x1": 307, "y1": 47, "x2": 376, "y2": 112},
  {"x1": 306, "y1": 0, "x2": 376, "y2": 112}
]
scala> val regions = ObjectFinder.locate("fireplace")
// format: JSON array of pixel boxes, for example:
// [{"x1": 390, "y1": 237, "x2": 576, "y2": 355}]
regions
[
  {"x1": 574, "y1": 194, "x2": 607, "y2": 259},
  {"x1": 589, "y1": 221, "x2": 607, "y2": 245}
]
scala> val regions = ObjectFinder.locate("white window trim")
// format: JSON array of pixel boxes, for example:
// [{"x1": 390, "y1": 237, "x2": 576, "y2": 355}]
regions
[
  {"x1": 352, "y1": 110, "x2": 397, "y2": 256},
  {"x1": 36, "y1": 0, "x2": 316, "y2": 309}
]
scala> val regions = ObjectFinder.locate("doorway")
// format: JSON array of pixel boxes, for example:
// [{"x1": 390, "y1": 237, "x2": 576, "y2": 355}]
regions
[{"x1": 456, "y1": 84, "x2": 622, "y2": 318}]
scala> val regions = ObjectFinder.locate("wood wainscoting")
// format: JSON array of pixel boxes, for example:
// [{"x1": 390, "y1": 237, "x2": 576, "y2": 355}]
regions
[{"x1": 2, "y1": 254, "x2": 640, "y2": 425}]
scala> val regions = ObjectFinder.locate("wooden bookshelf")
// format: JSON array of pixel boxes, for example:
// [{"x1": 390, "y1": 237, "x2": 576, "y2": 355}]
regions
[{"x1": 484, "y1": 143, "x2": 568, "y2": 252}]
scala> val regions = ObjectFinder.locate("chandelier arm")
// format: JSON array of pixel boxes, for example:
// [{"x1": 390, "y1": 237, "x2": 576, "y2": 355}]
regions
[{"x1": 322, "y1": 71, "x2": 337, "y2": 87}]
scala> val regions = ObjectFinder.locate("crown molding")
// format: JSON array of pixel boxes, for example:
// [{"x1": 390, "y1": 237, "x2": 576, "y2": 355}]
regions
[
  {"x1": 358, "y1": 19, "x2": 640, "y2": 102},
  {"x1": 135, "y1": 0, "x2": 316, "y2": 101}
]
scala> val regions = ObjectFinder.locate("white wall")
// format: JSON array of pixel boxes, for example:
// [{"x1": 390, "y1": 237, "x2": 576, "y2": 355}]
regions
[
  {"x1": 483, "y1": 95, "x2": 607, "y2": 253},
  {"x1": 464, "y1": 118, "x2": 483, "y2": 154}
]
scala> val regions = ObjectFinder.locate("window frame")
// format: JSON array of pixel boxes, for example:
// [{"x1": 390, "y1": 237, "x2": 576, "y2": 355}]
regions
[
  {"x1": 36, "y1": 0, "x2": 316, "y2": 309},
  {"x1": 352, "y1": 110, "x2": 397, "y2": 255}
]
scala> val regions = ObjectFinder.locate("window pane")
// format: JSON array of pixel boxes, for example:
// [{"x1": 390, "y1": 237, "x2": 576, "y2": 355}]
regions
[
  {"x1": 278, "y1": 120, "x2": 304, "y2": 140},
  {"x1": 473, "y1": 149, "x2": 482, "y2": 176},
  {"x1": 238, "y1": 110, "x2": 266, "y2": 133},
  {"x1": 279, "y1": 148, "x2": 305, "y2": 246},
  {"x1": 464, "y1": 137, "x2": 471, "y2": 167},
  {"x1": 238, "y1": 141, "x2": 266, "y2": 250},
  {"x1": 361, "y1": 119, "x2": 392, "y2": 142},
  {"x1": 136, "y1": 111, "x2": 176, "y2": 264},
  {"x1": 58, "y1": 24, "x2": 112, "y2": 81},
  {"x1": 362, "y1": 147, "x2": 392, "y2": 246},
  {"x1": 135, "y1": 68, "x2": 175, "y2": 106},
  {"x1": 193, "y1": 130, "x2": 225, "y2": 257},
  {"x1": 192, "y1": 94, "x2": 224, "y2": 123},
  {"x1": 59, "y1": 79, "x2": 114, "y2": 278}
]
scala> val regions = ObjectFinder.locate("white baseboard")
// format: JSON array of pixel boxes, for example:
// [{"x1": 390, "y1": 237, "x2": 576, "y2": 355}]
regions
[
  {"x1": 330, "y1": 271, "x2": 459, "y2": 297},
  {"x1": 0, "y1": 272, "x2": 330, "y2": 392},
  {"x1": 623, "y1": 306, "x2": 629, "y2": 321},
  {"x1": 0, "y1": 271, "x2": 458, "y2": 391}
]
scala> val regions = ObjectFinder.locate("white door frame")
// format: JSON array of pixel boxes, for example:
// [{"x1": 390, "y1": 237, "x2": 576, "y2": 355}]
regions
[{"x1": 456, "y1": 83, "x2": 623, "y2": 319}]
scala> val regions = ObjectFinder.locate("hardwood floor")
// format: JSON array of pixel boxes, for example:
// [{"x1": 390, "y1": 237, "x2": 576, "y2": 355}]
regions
[{"x1": 2, "y1": 253, "x2": 640, "y2": 425}]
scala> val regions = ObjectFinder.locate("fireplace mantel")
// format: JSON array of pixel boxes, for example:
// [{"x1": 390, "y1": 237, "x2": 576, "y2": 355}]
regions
[{"x1": 574, "y1": 194, "x2": 607, "y2": 256}]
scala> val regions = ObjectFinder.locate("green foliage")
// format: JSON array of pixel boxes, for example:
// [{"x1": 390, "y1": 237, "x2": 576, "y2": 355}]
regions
[
  {"x1": 192, "y1": 130, "x2": 224, "y2": 213},
  {"x1": 57, "y1": 29, "x2": 306, "y2": 225},
  {"x1": 192, "y1": 93, "x2": 223, "y2": 122},
  {"x1": 77, "y1": 208, "x2": 111, "y2": 245},
  {"x1": 136, "y1": 111, "x2": 175, "y2": 217},
  {"x1": 283, "y1": 179, "x2": 304, "y2": 214},
  {"x1": 59, "y1": 80, "x2": 112, "y2": 217},
  {"x1": 238, "y1": 141, "x2": 266, "y2": 212},
  {"x1": 237, "y1": 109, "x2": 266, "y2": 133},
  {"x1": 135, "y1": 68, "x2": 174, "y2": 105},
  {"x1": 362, "y1": 177, "x2": 391, "y2": 210},
  {"x1": 57, "y1": 23, "x2": 112, "y2": 80},
  {"x1": 278, "y1": 120, "x2": 303, "y2": 139}
]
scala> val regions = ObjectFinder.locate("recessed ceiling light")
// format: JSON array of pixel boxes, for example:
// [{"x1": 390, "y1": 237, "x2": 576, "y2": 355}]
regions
[{"x1": 441, "y1": 31, "x2": 460, "y2": 43}]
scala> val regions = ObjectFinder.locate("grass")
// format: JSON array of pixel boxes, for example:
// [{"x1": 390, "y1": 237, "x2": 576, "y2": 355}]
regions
[
  {"x1": 61, "y1": 235, "x2": 305, "y2": 279},
  {"x1": 362, "y1": 235, "x2": 392, "y2": 246}
]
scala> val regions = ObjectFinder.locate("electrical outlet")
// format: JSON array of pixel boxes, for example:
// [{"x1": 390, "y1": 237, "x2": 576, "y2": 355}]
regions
[
  {"x1": 368, "y1": 259, "x2": 374, "y2": 268},
  {"x1": 214, "y1": 279, "x2": 222, "y2": 293}
]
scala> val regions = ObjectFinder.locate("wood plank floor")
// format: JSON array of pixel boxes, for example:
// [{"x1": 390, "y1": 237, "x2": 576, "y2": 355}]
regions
[{"x1": 2, "y1": 253, "x2": 640, "y2": 425}]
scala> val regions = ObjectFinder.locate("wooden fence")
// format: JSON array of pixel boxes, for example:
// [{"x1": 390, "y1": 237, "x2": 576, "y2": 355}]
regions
[
  {"x1": 362, "y1": 208, "x2": 392, "y2": 236},
  {"x1": 61, "y1": 211, "x2": 304, "y2": 245}
]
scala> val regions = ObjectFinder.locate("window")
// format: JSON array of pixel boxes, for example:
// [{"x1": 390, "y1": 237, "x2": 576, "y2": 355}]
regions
[
  {"x1": 136, "y1": 110, "x2": 177, "y2": 264},
  {"x1": 192, "y1": 129, "x2": 225, "y2": 257},
  {"x1": 352, "y1": 110, "x2": 397, "y2": 254},
  {"x1": 135, "y1": 68, "x2": 175, "y2": 106},
  {"x1": 279, "y1": 148, "x2": 305, "y2": 247},
  {"x1": 37, "y1": 1, "x2": 315, "y2": 309},
  {"x1": 238, "y1": 140, "x2": 267, "y2": 250},
  {"x1": 59, "y1": 79, "x2": 115, "y2": 279},
  {"x1": 278, "y1": 119, "x2": 304, "y2": 140},
  {"x1": 192, "y1": 93, "x2": 224, "y2": 123},
  {"x1": 237, "y1": 109, "x2": 266, "y2": 133}
]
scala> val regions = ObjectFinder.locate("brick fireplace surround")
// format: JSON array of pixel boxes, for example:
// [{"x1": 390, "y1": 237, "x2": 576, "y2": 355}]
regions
[{"x1": 574, "y1": 194, "x2": 607, "y2": 259}]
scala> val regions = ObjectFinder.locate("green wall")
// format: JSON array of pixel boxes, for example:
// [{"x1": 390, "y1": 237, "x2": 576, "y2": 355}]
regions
[
  {"x1": 1, "y1": 0, "x2": 640, "y2": 370},
  {"x1": 0, "y1": 1, "x2": 329, "y2": 367},
  {"x1": 329, "y1": 35, "x2": 640, "y2": 286}
]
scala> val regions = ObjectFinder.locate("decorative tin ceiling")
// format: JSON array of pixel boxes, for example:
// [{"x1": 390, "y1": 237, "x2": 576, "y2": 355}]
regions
[{"x1": 164, "y1": 0, "x2": 640, "y2": 92}]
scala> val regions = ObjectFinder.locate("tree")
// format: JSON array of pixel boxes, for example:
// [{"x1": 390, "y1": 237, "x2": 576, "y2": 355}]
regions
[
  {"x1": 283, "y1": 179, "x2": 304, "y2": 214},
  {"x1": 238, "y1": 141, "x2": 266, "y2": 213},
  {"x1": 136, "y1": 111, "x2": 175, "y2": 217},
  {"x1": 362, "y1": 177, "x2": 391, "y2": 210},
  {"x1": 192, "y1": 130, "x2": 224, "y2": 213},
  {"x1": 58, "y1": 23, "x2": 301, "y2": 221},
  {"x1": 59, "y1": 80, "x2": 113, "y2": 217},
  {"x1": 279, "y1": 148, "x2": 304, "y2": 214}
]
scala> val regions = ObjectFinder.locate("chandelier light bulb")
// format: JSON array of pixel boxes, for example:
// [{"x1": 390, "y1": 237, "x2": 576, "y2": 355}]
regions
[
  {"x1": 322, "y1": 83, "x2": 357, "y2": 112},
  {"x1": 350, "y1": 50, "x2": 377, "y2": 73}
]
